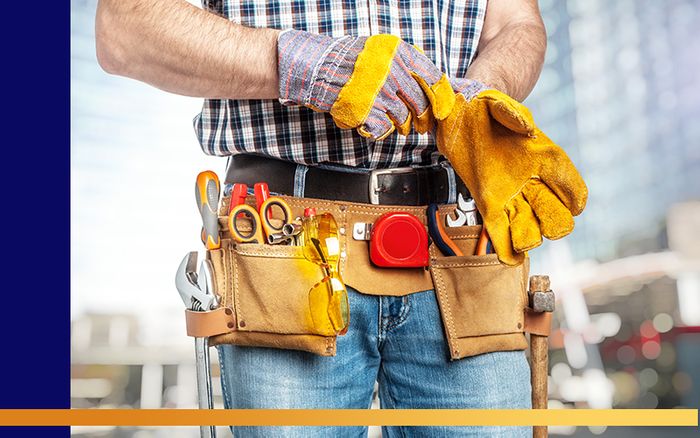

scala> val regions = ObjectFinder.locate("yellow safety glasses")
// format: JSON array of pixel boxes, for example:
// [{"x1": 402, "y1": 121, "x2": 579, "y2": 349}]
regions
[{"x1": 302, "y1": 213, "x2": 349, "y2": 335}]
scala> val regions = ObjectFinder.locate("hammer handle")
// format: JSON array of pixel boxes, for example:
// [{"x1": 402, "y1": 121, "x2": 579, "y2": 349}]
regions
[{"x1": 531, "y1": 333, "x2": 548, "y2": 438}]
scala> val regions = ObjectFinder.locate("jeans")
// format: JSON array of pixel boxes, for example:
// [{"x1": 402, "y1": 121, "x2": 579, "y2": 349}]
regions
[{"x1": 217, "y1": 287, "x2": 532, "y2": 437}]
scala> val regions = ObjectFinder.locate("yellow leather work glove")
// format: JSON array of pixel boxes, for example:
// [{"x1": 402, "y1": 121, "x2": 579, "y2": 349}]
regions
[{"x1": 436, "y1": 79, "x2": 588, "y2": 265}]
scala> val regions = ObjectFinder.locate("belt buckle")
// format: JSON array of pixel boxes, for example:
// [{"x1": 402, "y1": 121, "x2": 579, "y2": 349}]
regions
[{"x1": 368, "y1": 167, "x2": 416, "y2": 204}]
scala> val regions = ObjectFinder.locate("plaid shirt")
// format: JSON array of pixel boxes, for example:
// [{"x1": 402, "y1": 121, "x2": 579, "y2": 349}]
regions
[{"x1": 194, "y1": 0, "x2": 487, "y2": 168}]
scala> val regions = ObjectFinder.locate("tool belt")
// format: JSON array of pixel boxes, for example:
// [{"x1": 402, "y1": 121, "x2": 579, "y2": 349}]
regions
[
  {"x1": 225, "y1": 154, "x2": 471, "y2": 205},
  {"x1": 188, "y1": 157, "x2": 550, "y2": 359}
]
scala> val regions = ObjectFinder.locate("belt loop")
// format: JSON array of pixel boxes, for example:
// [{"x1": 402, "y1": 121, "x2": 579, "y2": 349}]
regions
[
  {"x1": 293, "y1": 164, "x2": 309, "y2": 197},
  {"x1": 442, "y1": 161, "x2": 457, "y2": 204}
]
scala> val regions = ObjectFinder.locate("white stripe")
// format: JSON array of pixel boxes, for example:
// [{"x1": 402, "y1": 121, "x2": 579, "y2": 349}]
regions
[
  {"x1": 448, "y1": 1, "x2": 467, "y2": 76},
  {"x1": 226, "y1": 0, "x2": 241, "y2": 23},
  {"x1": 439, "y1": 0, "x2": 450, "y2": 73},
  {"x1": 305, "y1": 0, "x2": 319, "y2": 33},
  {"x1": 278, "y1": 0, "x2": 293, "y2": 29},
  {"x1": 388, "y1": 0, "x2": 400, "y2": 37}
]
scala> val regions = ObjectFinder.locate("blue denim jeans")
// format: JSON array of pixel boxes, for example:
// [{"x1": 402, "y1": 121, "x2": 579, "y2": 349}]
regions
[{"x1": 217, "y1": 287, "x2": 531, "y2": 437}]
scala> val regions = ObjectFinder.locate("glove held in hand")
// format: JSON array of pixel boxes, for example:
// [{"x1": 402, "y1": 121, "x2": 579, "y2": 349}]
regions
[{"x1": 436, "y1": 83, "x2": 588, "y2": 265}]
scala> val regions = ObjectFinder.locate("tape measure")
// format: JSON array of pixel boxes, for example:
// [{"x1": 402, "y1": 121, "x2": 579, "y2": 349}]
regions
[{"x1": 369, "y1": 212, "x2": 429, "y2": 268}]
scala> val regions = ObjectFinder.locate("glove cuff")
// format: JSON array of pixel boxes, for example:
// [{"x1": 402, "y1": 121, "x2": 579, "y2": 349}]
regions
[
  {"x1": 278, "y1": 29, "x2": 366, "y2": 111},
  {"x1": 450, "y1": 78, "x2": 489, "y2": 101}
]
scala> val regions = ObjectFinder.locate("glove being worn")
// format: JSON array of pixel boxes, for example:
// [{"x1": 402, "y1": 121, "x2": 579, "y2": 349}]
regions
[
  {"x1": 436, "y1": 79, "x2": 588, "y2": 265},
  {"x1": 278, "y1": 29, "x2": 455, "y2": 140}
]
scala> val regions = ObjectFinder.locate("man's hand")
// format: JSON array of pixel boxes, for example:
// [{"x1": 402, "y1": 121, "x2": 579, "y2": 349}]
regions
[
  {"x1": 436, "y1": 79, "x2": 588, "y2": 265},
  {"x1": 95, "y1": 0, "x2": 280, "y2": 99},
  {"x1": 277, "y1": 30, "x2": 455, "y2": 140}
]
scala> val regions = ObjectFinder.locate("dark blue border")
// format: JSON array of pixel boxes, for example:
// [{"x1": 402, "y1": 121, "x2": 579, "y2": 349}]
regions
[{"x1": 1, "y1": 1, "x2": 70, "y2": 436}]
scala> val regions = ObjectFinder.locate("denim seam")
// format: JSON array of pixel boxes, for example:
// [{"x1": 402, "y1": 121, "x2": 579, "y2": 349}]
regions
[
  {"x1": 293, "y1": 163, "x2": 309, "y2": 197},
  {"x1": 384, "y1": 296, "x2": 411, "y2": 333},
  {"x1": 377, "y1": 364, "x2": 405, "y2": 438},
  {"x1": 217, "y1": 346, "x2": 232, "y2": 409},
  {"x1": 377, "y1": 296, "x2": 385, "y2": 347}
]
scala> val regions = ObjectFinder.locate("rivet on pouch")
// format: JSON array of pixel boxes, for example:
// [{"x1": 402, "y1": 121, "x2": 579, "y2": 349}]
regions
[
  {"x1": 225, "y1": 308, "x2": 233, "y2": 316},
  {"x1": 339, "y1": 205, "x2": 347, "y2": 212},
  {"x1": 227, "y1": 322, "x2": 235, "y2": 329},
  {"x1": 517, "y1": 323, "x2": 522, "y2": 329},
  {"x1": 239, "y1": 321, "x2": 246, "y2": 328}
]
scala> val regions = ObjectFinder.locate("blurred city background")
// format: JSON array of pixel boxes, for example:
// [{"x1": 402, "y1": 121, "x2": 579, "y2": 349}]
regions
[{"x1": 71, "y1": 0, "x2": 699, "y2": 436}]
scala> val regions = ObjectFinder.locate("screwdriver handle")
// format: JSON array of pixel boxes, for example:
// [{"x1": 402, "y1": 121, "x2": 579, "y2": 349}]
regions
[{"x1": 195, "y1": 171, "x2": 221, "y2": 250}]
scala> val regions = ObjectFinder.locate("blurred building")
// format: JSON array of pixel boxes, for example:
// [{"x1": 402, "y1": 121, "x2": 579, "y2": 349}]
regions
[
  {"x1": 525, "y1": 2, "x2": 700, "y2": 433},
  {"x1": 527, "y1": 0, "x2": 700, "y2": 262},
  {"x1": 71, "y1": 313, "x2": 229, "y2": 437}
]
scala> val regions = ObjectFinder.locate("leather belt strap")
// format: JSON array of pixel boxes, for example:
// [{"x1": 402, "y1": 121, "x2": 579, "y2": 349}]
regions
[
  {"x1": 523, "y1": 308, "x2": 552, "y2": 336},
  {"x1": 185, "y1": 307, "x2": 237, "y2": 338},
  {"x1": 225, "y1": 154, "x2": 470, "y2": 206}
]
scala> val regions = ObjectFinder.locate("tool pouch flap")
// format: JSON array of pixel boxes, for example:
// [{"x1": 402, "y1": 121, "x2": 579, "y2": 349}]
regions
[
  {"x1": 429, "y1": 225, "x2": 529, "y2": 360},
  {"x1": 206, "y1": 238, "x2": 338, "y2": 357}
]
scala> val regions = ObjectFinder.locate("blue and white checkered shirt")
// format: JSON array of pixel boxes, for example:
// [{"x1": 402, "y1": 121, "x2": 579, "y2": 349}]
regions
[{"x1": 194, "y1": 0, "x2": 487, "y2": 168}]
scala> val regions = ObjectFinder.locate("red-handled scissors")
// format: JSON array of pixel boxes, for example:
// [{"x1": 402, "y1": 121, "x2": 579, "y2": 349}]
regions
[{"x1": 228, "y1": 197, "x2": 293, "y2": 244}]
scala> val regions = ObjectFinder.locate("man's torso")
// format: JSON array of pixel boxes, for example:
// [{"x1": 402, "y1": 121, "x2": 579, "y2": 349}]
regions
[{"x1": 194, "y1": 0, "x2": 487, "y2": 168}]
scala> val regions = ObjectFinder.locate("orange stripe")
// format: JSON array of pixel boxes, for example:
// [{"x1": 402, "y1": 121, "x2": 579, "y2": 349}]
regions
[{"x1": 0, "y1": 409, "x2": 696, "y2": 426}]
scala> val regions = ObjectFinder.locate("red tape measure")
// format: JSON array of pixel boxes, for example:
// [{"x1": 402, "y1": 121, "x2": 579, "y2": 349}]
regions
[{"x1": 369, "y1": 212, "x2": 429, "y2": 268}]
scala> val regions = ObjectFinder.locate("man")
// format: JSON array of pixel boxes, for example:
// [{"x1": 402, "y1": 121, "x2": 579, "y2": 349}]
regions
[{"x1": 96, "y1": 0, "x2": 548, "y2": 436}]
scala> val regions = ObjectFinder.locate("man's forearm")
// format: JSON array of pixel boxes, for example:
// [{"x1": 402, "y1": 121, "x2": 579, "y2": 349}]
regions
[
  {"x1": 95, "y1": 0, "x2": 279, "y2": 99},
  {"x1": 467, "y1": 4, "x2": 546, "y2": 102}
]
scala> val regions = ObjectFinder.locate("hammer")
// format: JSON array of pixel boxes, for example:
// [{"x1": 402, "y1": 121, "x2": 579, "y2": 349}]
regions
[{"x1": 528, "y1": 275, "x2": 555, "y2": 438}]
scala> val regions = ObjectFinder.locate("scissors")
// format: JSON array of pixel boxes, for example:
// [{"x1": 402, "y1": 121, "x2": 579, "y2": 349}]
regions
[{"x1": 228, "y1": 196, "x2": 294, "y2": 244}]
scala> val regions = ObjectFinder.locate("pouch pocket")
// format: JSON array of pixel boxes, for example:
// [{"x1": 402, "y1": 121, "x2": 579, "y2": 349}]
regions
[
  {"x1": 429, "y1": 227, "x2": 529, "y2": 360},
  {"x1": 207, "y1": 239, "x2": 340, "y2": 356}
]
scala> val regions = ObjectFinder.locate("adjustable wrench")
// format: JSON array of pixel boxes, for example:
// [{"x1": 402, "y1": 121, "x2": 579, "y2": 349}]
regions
[{"x1": 176, "y1": 252, "x2": 218, "y2": 438}]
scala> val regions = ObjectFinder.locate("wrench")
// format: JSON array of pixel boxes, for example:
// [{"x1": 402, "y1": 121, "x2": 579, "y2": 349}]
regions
[
  {"x1": 176, "y1": 252, "x2": 218, "y2": 311},
  {"x1": 176, "y1": 252, "x2": 217, "y2": 438},
  {"x1": 446, "y1": 193, "x2": 478, "y2": 227}
]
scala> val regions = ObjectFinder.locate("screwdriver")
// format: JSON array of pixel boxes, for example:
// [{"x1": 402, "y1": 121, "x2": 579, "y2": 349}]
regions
[{"x1": 195, "y1": 170, "x2": 221, "y2": 250}]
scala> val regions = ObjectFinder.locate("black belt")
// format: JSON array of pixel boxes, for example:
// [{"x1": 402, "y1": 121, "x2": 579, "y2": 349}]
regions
[{"x1": 224, "y1": 154, "x2": 469, "y2": 206}]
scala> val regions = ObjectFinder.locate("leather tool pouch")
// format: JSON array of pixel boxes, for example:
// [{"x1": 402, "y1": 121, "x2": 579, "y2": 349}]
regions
[
  {"x1": 429, "y1": 224, "x2": 530, "y2": 360},
  {"x1": 204, "y1": 216, "x2": 338, "y2": 356},
  {"x1": 188, "y1": 196, "x2": 538, "y2": 360}
]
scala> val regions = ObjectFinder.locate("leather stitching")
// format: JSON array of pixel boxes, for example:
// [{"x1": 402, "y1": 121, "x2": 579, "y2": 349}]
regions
[
  {"x1": 233, "y1": 252, "x2": 243, "y2": 327},
  {"x1": 431, "y1": 267, "x2": 458, "y2": 357},
  {"x1": 433, "y1": 260, "x2": 502, "y2": 268}
]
